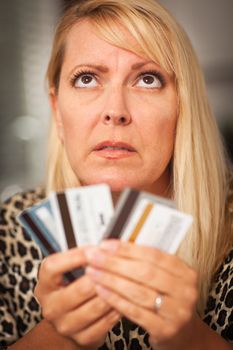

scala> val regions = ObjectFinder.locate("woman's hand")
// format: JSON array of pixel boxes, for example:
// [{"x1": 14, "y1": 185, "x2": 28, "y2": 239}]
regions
[
  {"x1": 85, "y1": 240, "x2": 198, "y2": 349},
  {"x1": 35, "y1": 248, "x2": 120, "y2": 350}
]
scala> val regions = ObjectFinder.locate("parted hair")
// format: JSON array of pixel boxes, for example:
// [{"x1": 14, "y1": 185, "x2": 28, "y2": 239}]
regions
[{"x1": 46, "y1": 0, "x2": 231, "y2": 314}]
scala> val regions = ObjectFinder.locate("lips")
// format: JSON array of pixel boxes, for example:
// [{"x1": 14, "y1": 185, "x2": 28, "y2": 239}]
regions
[{"x1": 94, "y1": 141, "x2": 136, "y2": 152}]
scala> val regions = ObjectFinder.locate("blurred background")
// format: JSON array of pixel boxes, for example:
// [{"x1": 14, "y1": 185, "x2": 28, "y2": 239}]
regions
[{"x1": 0, "y1": 0, "x2": 232, "y2": 201}]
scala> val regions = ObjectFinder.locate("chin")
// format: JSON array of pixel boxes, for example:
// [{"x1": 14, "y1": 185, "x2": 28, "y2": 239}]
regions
[
  {"x1": 80, "y1": 174, "x2": 146, "y2": 192},
  {"x1": 82, "y1": 179, "x2": 128, "y2": 191},
  {"x1": 78, "y1": 169, "x2": 171, "y2": 197}
]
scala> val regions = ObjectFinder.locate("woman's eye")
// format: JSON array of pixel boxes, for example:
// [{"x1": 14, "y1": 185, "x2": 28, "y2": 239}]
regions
[
  {"x1": 136, "y1": 73, "x2": 162, "y2": 88},
  {"x1": 73, "y1": 73, "x2": 98, "y2": 88}
]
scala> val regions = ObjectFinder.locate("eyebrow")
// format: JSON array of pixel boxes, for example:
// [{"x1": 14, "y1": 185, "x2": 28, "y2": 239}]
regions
[{"x1": 69, "y1": 61, "x2": 157, "y2": 75}]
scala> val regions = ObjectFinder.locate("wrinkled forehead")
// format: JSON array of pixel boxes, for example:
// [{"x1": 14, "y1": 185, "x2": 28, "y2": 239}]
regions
[{"x1": 64, "y1": 14, "x2": 175, "y2": 78}]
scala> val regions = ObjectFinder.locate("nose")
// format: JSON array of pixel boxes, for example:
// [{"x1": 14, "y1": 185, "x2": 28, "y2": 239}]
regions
[{"x1": 101, "y1": 87, "x2": 131, "y2": 126}]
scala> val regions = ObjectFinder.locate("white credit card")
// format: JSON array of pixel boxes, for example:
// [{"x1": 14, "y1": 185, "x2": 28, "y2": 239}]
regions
[
  {"x1": 50, "y1": 184, "x2": 114, "y2": 250},
  {"x1": 105, "y1": 188, "x2": 192, "y2": 253}
]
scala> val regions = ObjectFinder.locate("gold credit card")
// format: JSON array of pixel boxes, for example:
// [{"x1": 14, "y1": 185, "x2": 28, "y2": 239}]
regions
[{"x1": 105, "y1": 188, "x2": 192, "y2": 254}]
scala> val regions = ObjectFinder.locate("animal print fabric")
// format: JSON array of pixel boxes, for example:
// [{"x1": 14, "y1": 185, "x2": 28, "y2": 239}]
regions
[{"x1": 0, "y1": 183, "x2": 233, "y2": 348}]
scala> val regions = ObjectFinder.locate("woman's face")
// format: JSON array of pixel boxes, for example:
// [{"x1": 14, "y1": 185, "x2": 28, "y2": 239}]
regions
[{"x1": 51, "y1": 20, "x2": 178, "y2": 195}]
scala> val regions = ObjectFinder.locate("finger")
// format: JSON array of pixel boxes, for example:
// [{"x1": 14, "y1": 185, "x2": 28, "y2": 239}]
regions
[
  {"x1": 95, "y1": 285, "x2": 168, "y2": 341},
  {"x1": 71, "y1": 310, "x2": 120, "y2": 348},
  {"x1": 95, "y1": 285, "x2": 194, "y2": 344},
  {"x1": 85, "y1": 249, "x2": 197, "y2": 298},
  {"x1": 41, "y1": 275, "x2": 96, "y2": 320},
  {"x1": 99, "y1": 240, "x2": 194, "y2": 280},
  {"x1": 87, "y1": 267, "x2": 187, "y2": 320},
  {"x1": 54, "y1": 296, "x2": 113, "y2": 335},
  {"x1": 36, "y1": 247, "x2": 88, "y2": 293}
]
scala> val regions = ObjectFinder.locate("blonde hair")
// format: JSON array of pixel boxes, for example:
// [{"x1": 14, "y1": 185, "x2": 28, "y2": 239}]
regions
[{"x1": 46, "y1": 0, "x2": 230, "y2": 314}]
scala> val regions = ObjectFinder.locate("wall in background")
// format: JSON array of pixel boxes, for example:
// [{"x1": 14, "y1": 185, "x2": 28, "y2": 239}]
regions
[
  {"x1": 161, "y1": 0, "x2": 233, "y2": 119},
  {"x1": 160, "y1": 0, "x2": 233, "y2": 158},
  {"x1": 0, "y1": 0, "x2": 232, "y2": 201},
  {"x1": 0, "y1": 0, "x2": 61, "y2": 201}
]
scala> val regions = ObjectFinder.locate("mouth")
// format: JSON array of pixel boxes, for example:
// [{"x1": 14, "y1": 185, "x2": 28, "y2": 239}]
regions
[
  {"x1": 94, "y1": 141, "x2": 136, "y2": 152},
  {"x1": 93, "y1": 141, "x2": 136, "y2": 159}
]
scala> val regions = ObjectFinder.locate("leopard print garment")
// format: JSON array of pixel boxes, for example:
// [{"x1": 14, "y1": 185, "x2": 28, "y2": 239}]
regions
[{"x1": 0, "y1": 186, "x2": 233, "y2": 349}]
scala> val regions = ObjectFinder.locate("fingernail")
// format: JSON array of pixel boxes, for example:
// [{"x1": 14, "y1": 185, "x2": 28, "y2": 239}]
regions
[
  {"x1": 100, "y1": 240, "x2": 120, "y2": 252},
  {"x1": 109, "y1": 311, "x2": 120, "y2": 323},
  {"x1": 96, "y1": 284, "x2": 110, "y2": 297},
  {"x1": 85, "y1": 248, "x2": 97, "y2": 261},
  {"x1": 85, "y1": 248, "x2": 106, "y2": 264},
  {"x1": 86, "y1": 267, "x2": 102, "y2": 280}
]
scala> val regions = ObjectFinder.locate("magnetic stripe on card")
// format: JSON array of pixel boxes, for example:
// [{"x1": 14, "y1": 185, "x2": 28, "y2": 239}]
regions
[
  {"x1": 107, "y1": 189, "x2": 139, "y2": 239},
  {"x1": 56, "y1": 193, "x2": 85, "y2": 282},
  {"x1": 21, "y1": 212, "x2": 56, "y2": 254},
  {"x1": 56, "y1": 193, "x2": 77, "y2": 248},
  {"x1": 128, "y1": 202, "x2": 153, "y2": 242}
]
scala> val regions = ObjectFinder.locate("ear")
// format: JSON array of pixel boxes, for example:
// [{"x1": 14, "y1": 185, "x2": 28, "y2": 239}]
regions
[{"x1": 49, "y1": 88, "x2": 64, "y2": 143}]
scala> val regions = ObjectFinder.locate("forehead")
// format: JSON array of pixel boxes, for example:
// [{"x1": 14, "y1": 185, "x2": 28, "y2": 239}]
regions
[{"x1": 63, "y1": 19, "x2": 150, "y2": 66}]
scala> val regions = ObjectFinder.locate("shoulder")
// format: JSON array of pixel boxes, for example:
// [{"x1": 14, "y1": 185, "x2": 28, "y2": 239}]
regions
[
  {"x1": 0, "y1": 187, "x2": 45, "y2": 262},
  {"x1": 0, "y1": 188, "x2": 44, "y2": 345},
  {"x1": 203, "y1": 248, "x2": 233, "y2": 342},
  {"x1": 1, "y1": 187, "x2": 45, "y2": 222},
  {"x1": 0, "y1": 186, "x2": 45, "y2": 250},
  {"x1": 202, "y1": 173, "x2": 233, "y2": 341}
]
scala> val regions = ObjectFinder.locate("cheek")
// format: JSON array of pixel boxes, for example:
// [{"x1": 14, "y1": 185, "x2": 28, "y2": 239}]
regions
[
  {"x1": 58, "y1": 101, "x2": 94, "y2": 146},
  {"x1": 140, "y1": 106, "x2": 177, "y2": 151},
  {"x1": 147, "y1": 123, "x2": 176, "y2": 167},
  {"x1": 139, "y1": 108, "x2": 177, "y2": 170}
]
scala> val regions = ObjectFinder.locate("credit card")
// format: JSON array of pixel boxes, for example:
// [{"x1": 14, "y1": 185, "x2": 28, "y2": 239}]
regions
[
  {"x1": 49, "y1": 184, "x2": 114, "y2": 250},
  {"x1": 17, "y1": 199, "x2": 85, "y2": 282},
  {"x1": 105, "y1": 188, "x2": 192, "y2": 253},
  {"x1": 18, "y1": 199, "x2": 61, "y2": 256},
  {"x1": 18, "y1": 185, "x2": 192, "y2": 282}
]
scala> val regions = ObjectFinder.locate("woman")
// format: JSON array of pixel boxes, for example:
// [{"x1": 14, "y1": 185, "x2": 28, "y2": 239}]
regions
[{"x1": 1, "y1": 0, "x2": 232, "y2": 349}]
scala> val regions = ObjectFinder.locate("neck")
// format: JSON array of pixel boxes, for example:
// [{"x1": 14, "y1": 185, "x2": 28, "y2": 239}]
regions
[
  {"x1": 111, "y1": 176, "x2": 173, "y2": 208},
  {"x1": 111, "y1": 191, "x2": 122, "y2": 207}
]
